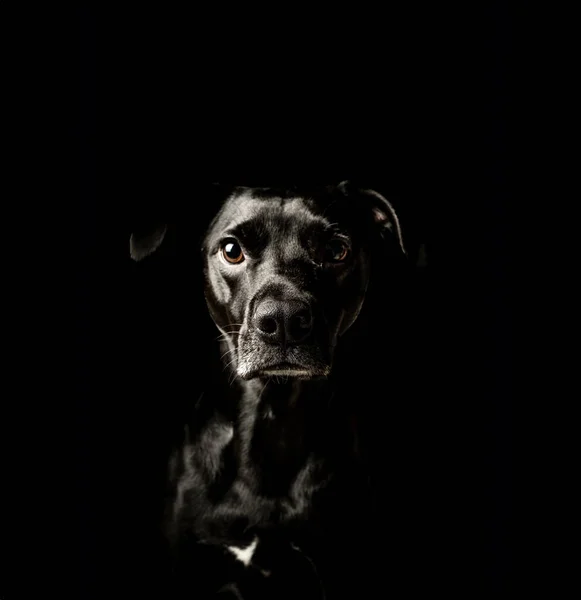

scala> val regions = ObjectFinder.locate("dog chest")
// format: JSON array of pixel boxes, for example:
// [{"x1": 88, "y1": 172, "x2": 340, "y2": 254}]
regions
[{"x1": 170, "y1": 419, "x2": 328, "y2": 544}]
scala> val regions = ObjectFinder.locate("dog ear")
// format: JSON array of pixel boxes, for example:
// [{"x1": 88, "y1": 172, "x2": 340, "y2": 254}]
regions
[
  {"x1": 337, "y1": 180, "x2": 406, "y2": 255},
  {"x1": 129, "y1": 224, "x2": 168, "y2": 261}
]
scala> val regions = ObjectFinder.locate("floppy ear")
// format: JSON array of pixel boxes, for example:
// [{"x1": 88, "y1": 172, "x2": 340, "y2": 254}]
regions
[
  {"x1": 337, "y1": 181, "x2": 406, "y2": 255},
  {"x1": 129, "y1": 224, "x2": 168, "y2": 261}
]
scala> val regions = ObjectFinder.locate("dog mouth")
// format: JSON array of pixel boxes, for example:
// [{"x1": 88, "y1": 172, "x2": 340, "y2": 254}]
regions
[
  {"x1": 240, "y1": 361, "x2": 330, "y2": 381},
  {"x1": 231, "y1": 331, "x2": 333, "y2": 381},
  {"x1": 254, "y1": 363, "x2": 316, "y2": 379}
]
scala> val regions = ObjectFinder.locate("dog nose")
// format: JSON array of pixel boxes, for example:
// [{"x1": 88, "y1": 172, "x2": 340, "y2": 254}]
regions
[{"x1": 253, "y1": 299, "x2": 313, "y2": 344}]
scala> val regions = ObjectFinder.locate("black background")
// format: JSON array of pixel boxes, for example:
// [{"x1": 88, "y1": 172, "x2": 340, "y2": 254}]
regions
[{"x1": 76, "y1": 5, "x2": 510, "y2": 598}]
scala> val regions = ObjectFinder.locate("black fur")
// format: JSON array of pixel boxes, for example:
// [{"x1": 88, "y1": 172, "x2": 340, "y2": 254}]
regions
[{"x1": 130, "y1": 182, "x2": 408, "y2": 599}]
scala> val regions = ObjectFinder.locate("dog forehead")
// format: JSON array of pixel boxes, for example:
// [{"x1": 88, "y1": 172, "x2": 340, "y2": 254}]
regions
[{"x1": 211, "y1": 191, "x2": 329, "y2": 234}]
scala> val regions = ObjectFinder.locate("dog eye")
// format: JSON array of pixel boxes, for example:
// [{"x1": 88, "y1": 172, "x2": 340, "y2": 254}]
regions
[
  {"x1": 222, "y1": 239, "x2": 245, "y2": 264},
  {"x1": 324, "y1": 239, "x2": 349, "y2": 263}
]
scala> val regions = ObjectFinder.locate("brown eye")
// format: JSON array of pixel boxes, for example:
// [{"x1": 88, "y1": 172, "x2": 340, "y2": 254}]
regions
[
  {"x1": 324, "y1": 239, "x2": 349, "y2": 263},
  {"x1": 222, "y1": 239, "x2": 244, "y2": 264}
]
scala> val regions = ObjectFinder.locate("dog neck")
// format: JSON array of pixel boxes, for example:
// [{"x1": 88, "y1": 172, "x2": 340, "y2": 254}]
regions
[
  {"x1": 236, "y1": 377, "x2": 332, "y2": 446},
  {"x1": 231, "y1": 378, "x2": 334, "y2": 496},
  {"x1": 241, "y1": 377, "x2": 329, "y2": 411}
]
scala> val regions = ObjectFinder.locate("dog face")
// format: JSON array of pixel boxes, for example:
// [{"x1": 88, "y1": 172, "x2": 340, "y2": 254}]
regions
[
  {"x1": 201, "y1": 183, "x2": 405, "y2": 380},
  {"x1": 129, "y1": 182, "x2": 405, "y2": 381}
]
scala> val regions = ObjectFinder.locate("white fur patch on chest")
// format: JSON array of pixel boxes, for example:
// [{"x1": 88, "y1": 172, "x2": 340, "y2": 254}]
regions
[{"x1": 226, "y1": 536, "x2": 258, "y2": 566}]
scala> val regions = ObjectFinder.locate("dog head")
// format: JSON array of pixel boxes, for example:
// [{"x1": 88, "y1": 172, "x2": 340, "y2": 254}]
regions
[
  {"x1": 200, "y1": 182, "x2": 405, "y2": 380},
  {"x1": 129, "y1": 182, "x2": 405, "y2": 381}
]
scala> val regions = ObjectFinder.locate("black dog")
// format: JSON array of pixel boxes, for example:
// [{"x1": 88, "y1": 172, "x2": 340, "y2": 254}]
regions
[{"x1": 130, "y1": 181, "x2": 407, "y2": 598}]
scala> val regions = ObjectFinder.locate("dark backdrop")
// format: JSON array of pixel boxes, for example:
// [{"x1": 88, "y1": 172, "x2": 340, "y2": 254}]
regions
[{"x1": 77, "y1": 5, "x2": 511, "y2": 598}]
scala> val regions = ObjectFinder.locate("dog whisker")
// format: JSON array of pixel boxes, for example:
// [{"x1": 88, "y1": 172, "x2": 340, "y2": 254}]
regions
[
  {"x1": 222, "y1": 355, "x2": 239, "y2": 373},
  {"x1": 220, "y1": 343, "x2": 237, "y2": 359},
  {"x1": 216, "y1": 332, "x2": 241, "y2": 342},
  {"x1": 220, "y1": 348, "x2": 236, "y2": 361},
  {"x1": 257, "y1": 379, "x2": 269, "y2": 403}
]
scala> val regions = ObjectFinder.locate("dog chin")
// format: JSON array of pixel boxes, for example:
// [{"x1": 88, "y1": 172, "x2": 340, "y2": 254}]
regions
[{"x1": 235, "y1": 340, "x2": 332, "y2": 381}]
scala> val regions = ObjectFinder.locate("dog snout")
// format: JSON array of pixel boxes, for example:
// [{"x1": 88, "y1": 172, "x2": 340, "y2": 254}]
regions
[{"x1": 253, "y1": 299, "x2": 313, "y2": 345}]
